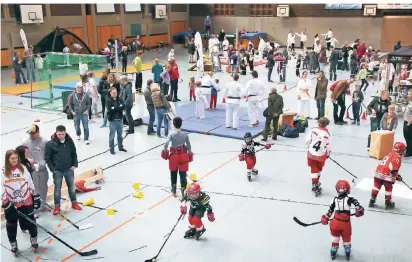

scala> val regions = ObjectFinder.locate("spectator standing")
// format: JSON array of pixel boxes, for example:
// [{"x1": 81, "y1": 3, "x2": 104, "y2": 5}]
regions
[
  {"x1": 34, "y1": 54, "x2": 44, "y2": 81},
  {"x1": 88, "y1": 71, "x2": 100, "y2": 119},
  {"x1": 204, "y1": 15, "x2": 211, "y2": 35},
  {"x1": 366, "y1": 90, "x2": 391, "y2": 148},
  {"x1": 342, "y1": 42, "x2": 349, "y2": 71},
  {"x1": 12, "y1": 51, "x2": 27, "y2": 85},
  {"x1": 315, "y1": 71, "x2": 328, "y2": 120},
  {"x1": 209, "y1": 79, "x2": 220, "y2": 110},
  {"x1": 403, "y1": 89, "x2": 412, "y2": 157},
  {"x1": 351, "y1": 83, "x2": 364, "y2": 126},
  {"x1": 120, "y1": 47, "x2": 128, "y2": 73},
  {"x1": 394, "y1": 41, "x2": 402, "y2": 51},
  {"x1": 331, "y1": 79, "x2": 354, "y2": 125},
  {"x1": 223, "y1": 74, "x2": 243, "y2": 130},
  {"x1": 329, "y1": 46, "x2": 339, "y2": 81},
  {"x1": 188, "y1": 76, "x2": 196, "y2": 101},
  {"x1": 101, "y1": 73, "x2": 120, "y2": 127},
  {"x1": 188, "y1": 38, "x2": 196, "y2": 63},
  {"x1": 160, "y1": 65, "x2": 171, "y2": 95},
  {"x1": 350, "y1": 49, "x2": 358, "y2": 77},
  {"x1": 230, "y1": 51, "x2": 239, "y2": 77},
  {"x1": 68, "y1": 82, "x2": 91, "y2": 144},
  {"x1": 357, "y1": 41, "x2": 367, "y2": 60},
  {"x1": 245, "y1": 71, "x2": 265, "y2": 126},
  {"x1": 318, "y1": 46, "x2": 327, "y2": 72},
  {"x1": 151, "y1": 83, "x2": 170, "y2": 137},
  {"x1": 297, "y1": 71, "x2": 313, "y2": 118},
  {"x1": 152, "y1": 59, "x2": 163, "y2": 84},
  {"x1": 22, "y1": 124, "x2": 49, "y2": 212},
  {"x1": 143, "y1": 79, "x2": 156, "y2": 135},
  {"x1": 380, "y1": 105, "x2": 398, "y2": 131},
  {"x1": 120, "y1": 75, "x2": 134, "y2": 134},
  {"x1": 262, "y1": 88, "x2": 284, "y2": 141},
  {"x1": 168, "y1": 58, "x2": 180, "y2": 101},
  {"x1": 24, "y1": 45, "x2": 36, "y2": 82},
  {"x1": 106, "y1": 88, "x2": 127, "y2": 154},
  {"x1": 218, "y1": 29, "x2": 226, "y2": 50},
  {"x1": 133, "y1": 51, "x2": 143, "y2": 93},
  {"x1": 98, "y1": 73, "x2": 109, "y2": 120},
  {"x1": 45, "y1": 125, "x2": 82, "y2": 215}
]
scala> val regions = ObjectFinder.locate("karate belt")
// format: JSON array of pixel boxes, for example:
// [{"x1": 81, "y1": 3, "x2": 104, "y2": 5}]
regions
[
  {"x1": 248, "y1": 94, "x2": 257, "y2": 97},
  {"x1": 227, "y1": 96, "x2": 241, "y2": 99},
  {"x1": 201, "y1": 86, "x2": 211, "y2": 88}
]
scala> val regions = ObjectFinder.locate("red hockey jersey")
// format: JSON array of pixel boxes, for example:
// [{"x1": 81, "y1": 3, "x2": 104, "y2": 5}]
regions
[
  {"x1": 375, "y1": 151, "x2": 402, "y2": 183},
  {"x1": 1, "y1": 166, "x2": 35, "y2": 208}
]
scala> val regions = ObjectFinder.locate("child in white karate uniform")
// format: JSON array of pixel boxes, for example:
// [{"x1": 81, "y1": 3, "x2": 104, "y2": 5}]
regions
[
  {"x1": 195, "y1": 81, "x2": 206, "y2": 119},
  {"x1": 166, "y1": 94, "x2": 177, "y2": 131}
]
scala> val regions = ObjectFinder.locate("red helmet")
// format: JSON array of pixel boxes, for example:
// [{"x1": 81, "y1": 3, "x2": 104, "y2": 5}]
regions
[
  {"x1": 393, "y1": 142, "x2": 406, "y2": 155},
  {"x1": 187, "y1": 183, "x2": 201, "y2": 200},
  {"x1": 335, "y1": 180, "x2": 351, "y2": 194}
]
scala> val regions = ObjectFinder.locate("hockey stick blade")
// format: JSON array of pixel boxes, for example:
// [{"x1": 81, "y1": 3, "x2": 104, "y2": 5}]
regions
[
  {"x1": 293, "y1": 216, "x2": 321, "y2": 227},
  {"x1": 402, "y1": 180, "x2": 412, "y2": 190},
  {"x1": 79, "y1": 223, "x2": 94, "y2": 230},
  {"x1": 79, "y1": 249, "x2": 98, "y2": 256}
]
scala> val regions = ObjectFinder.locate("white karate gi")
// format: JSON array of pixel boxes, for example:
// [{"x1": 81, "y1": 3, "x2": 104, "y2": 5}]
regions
[
  {"x1": 223, "y1": 81, "x2": 243, "y2": 129},
  {"x1": 245, "y1": 78, "x2": 265, "y2": 125}
]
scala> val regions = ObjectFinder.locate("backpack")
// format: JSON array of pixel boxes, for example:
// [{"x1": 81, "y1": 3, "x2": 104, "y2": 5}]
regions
[
  {"x1": 278, "y1": 124, "x2": 299, "y2": 138},
  {"x1": 133, "y1": 118, "x2": 143, "y2": 127},
  {"x1": 294, "y1": 121, "x2": 306, "y2": 133}
]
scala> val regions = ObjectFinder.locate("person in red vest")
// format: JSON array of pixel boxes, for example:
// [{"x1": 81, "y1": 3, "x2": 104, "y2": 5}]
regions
[{"x1": 168, "y1": 58, "x2": 180, "y2": 102}]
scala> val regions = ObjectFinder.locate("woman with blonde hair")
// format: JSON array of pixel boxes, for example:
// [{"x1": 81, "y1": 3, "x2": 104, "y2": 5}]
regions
[
  {"x1": 380, "y1": 104, "x2": 398, "y2": 131},
  {"x1": 2, "y1": 149, "x2": 41, "y2": 255},
  {"x1": 101, "y1": 73, "x2": 120, "y2": 128},
  {"x1": 297, "y1": 70, "x2": 312, "y2": 118}
]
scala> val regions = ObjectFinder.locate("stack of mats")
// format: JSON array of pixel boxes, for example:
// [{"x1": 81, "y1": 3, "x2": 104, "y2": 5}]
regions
[{"x1": 141, "y1": 103, "x2": 266, "y2": 140}]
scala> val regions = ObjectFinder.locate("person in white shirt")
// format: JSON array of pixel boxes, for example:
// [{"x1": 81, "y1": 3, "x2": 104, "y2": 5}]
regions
[
  {"x1": 295, "y1": 31, "x2": 307, "y2": 50},
  {"x1": 287, "y1": 32, "x2": 292, "y2": 51},
  {"x1": 258, "y1": 37, "x2": 265, "y2": 60},
  {"x1": 223, "y1": 74, "x2": 243, "y2": 129},
  {"x1": 63, "y1": 45, "x2": 70, "y2": 66},
  {"x1": 168, "y1": 48, "x2": 175, "y2": 62},
  {"x1": 322, "y1": 29, "x2": 333, "y2": 50},
  {"x1": 87, "y1": 71, "x2": 99, "y2": 119},
  {"x1": 245, "y1": 71, "x2": 265, "y2": 127},
  {"x1": 165, "y1": 94, "x2": 177, "y2": 130},
  {"x1": 194, "y1": 81, "x2": 206, "y2": 119},
  {"x1": 330, "y1": 37, "x2": 339, "y2": 50},
  {"x1": 222, "y1": 37, "x2": 229, "y2": 60},
  {"x1": 208, "y1": 36, "x2": 216, "y2": 56},
  {"x1": 290, "y1": 33, "x2": 296, "y2": 52},
  {"x1": 200, "y1": 72, "x2": 218, "y2": 107},
  {"x1": 313, "y1": 34, "x2": 320, "y2": 49},
  {"x1": 71, "y1": 42, "x2": 82, "y2": 54},
  {"x1": 79, "y1": 62, "x2": 88, "y2": 78},
  {"x1": 314, "y1": 41, "x2": 322, "y2": 54},
  {"x1": 297, "y1": 70, "x2": 312, "y2": 118}
]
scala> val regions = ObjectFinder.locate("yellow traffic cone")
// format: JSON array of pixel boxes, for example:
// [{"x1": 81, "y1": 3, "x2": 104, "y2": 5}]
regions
[
  {"x1": 106, "y1": 207, "x2": 115, "y2": 216},
  {"x1": 189, "y1": 174, "x2": 197, "y2": 181},
  {"x1": 83, "y1": 198, "x2": 94, "y2": 206},
  {"x1": 132, "y1": 182, "x2": 140, "y2": 191},
  {"x1": 133, "y1": 191, "x2": 144, "y2": 199}
]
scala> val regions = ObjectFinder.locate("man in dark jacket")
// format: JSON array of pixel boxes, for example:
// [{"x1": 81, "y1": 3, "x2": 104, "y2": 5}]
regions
[
  {"x1": 120, "y1": 75, "x2": 134, "y2": 134},
  {"x1": 267, "y1": 50, "x2": 275, "y2": 82},
  {"x1": 262, "y1": 88, "x2": 284, "y2": 141},
  {"x1": 106, "y1": 87, "x2": 127, "y2": 154},
  {"x1": 366, "y1": 90, "x2": 391, "y2": 148},
  {"x1": 315, "y1": 71, "x2": 328, "y2": 120},
  {"x1": 68, "y1": 82, "x2": 91, "y2": 144},
  {"x1": 45, "y1": 125, "x2": 82, "y2": 215},
  {"x1": 342, "y1": 42, "x2": 349, "y2": 71},
  {"x1": 329, "y1": 46, "x2": 339, "y2": 81}
]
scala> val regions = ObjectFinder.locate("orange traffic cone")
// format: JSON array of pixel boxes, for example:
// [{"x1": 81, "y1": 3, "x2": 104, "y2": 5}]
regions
[
  {"x1": 345, "y1": 110, "x2": 350, "y2": 119},
  {"x1": 284, "y1": 84, "x2": 287, "y2": 91},
  {"x1": 222, "y1": 97, "x2": 226, "y2": 103},
  {"x1": 361, "y1": 111, "x2": 367, "y2": 120}
]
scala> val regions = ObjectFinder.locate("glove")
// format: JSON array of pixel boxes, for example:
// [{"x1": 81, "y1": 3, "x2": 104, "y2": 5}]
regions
[
  {"x1": 188, "y1": 152, "x2": 194, "y2": 162},
  {"x1": 180, "y1": 205, "x2": 187, "y2": 215},
  {"x1": 355, "y1": 206, "x2": 364, "y2": 217},
  {"x1": 265, "y1": 144, "x2": 271, "y2": 149},
  {"x1": 33, "y1": 193, "x2": 41, "y2": 209},
  {"x1": 321, "y1": 215, "x2": 329, "y2": 225},
  {"x1": 1, "y1": 200, "x2": 14, "y2": 210},
  {"x1": 396, "y1": 175, "x2": 403, "y2": 182},
  {"x1": 161, "y1": 149, "x2": 169, "y2": 160},
  {"x1": 207, "y1": 212, "x2": 215, "y2": 222},
  {"x1": 239, "y1": 154, "x2": 245, "y2": 161}
]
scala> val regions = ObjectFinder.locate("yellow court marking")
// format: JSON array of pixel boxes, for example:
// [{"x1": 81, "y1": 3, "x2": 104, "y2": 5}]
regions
[{"x1": 1, "y1": 107, "x2": 16, "y2": 113}]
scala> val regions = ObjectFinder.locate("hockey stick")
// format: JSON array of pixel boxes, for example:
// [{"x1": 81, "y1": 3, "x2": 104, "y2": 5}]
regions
[
  {"x1": 15, "y1": 209, "x2": 98, "y2": 257},
  {"x1": 293, "y1": 213, "x2": 356, "y2": 227},
  {"x1": 61, "y1": 198, "x2": 118, "y2": 212},
  {"x1": 42, "y1": 201, "x2": 93, "y2": 231},
  {"x1": 144, "y1": 213, "x2": 184, "y2": 262},
  {"x1": 328, "y1": 156, "x2": 358, "y2": 181},
  {"x1": 401, "y1": 180, "x2": 412, "y2": 190}
]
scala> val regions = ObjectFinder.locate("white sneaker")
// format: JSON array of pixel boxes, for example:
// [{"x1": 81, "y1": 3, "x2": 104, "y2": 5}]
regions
[
  {"x1": 77, "y1": 136, "x2": 80, "y2": 140},
  {"x1": 85, "y1": 140, "x2": 89, "y2": 145}
]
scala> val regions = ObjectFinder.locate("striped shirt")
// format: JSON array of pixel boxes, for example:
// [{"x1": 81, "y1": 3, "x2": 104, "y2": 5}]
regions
[{"x1": 404, "y1": 100, "x2": 412, "y2": 122}]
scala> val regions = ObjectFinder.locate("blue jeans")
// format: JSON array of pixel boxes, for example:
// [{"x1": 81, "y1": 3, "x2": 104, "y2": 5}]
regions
[
  {"x1": 156, "y1": 108, "x2": 169, "y2": 137},
  {"x1": 73, "y1": 114, "x2": 89, "y2": 140},
  {"x1": 147, "y1": 104, "x2": 155, "y2": 134},
  {"x1": 161, "y1": 83, "x2": 169, "y2": 95},
  {"x1": 316, "y1": 99, "x2": 325, "y2": 118},
  {"x1": 368, "y1": 117, "x2": 381, "y2": 147},
  {"x1": 109, "y1": 119, "x2": 124, "y2": 151},
  {"x1": 53, "y1": 170, "x2": 76, "y2": 205},
  {"x1": 352, "y1": 102, "x2": 361, "y2": 122}
]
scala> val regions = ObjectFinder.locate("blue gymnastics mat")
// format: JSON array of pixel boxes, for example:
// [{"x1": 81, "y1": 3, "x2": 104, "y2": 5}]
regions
[{"x1": 141, "y1": 102, "x2": 264, "y2": 139}]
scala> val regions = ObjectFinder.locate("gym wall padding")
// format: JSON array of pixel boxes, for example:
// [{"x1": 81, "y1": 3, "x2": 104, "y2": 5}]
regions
[
  {"x1": 1, "y1": 49, "x2": 11, "y2": 67},
  {"x1": 96, "y1": 25, "x2": 122, "y2": 49}
]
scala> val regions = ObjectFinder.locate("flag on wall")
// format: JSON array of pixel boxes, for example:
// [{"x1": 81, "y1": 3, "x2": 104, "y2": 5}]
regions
[
  {"x1": 377, "y1": 3, "x2": 412, "y2": 9},
  {"x1": 325, "y1": 4, "x2": 362, "y2": 9}
]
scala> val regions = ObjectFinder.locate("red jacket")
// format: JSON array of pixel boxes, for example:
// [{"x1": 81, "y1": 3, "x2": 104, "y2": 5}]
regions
[
  {"x1": 168, "y1": 61, "x2": 180, "y2": 80},
  {"x1": 357, "y1": 44, "x2": 366, "y2": 58}
]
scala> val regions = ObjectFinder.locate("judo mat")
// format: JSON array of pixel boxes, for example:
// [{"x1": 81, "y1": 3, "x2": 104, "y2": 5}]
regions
[{"x1": 141, "y1": 102, "x2": 266, "y2": 140}]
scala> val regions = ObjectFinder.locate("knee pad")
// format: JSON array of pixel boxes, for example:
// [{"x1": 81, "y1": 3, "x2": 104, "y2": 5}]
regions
[{"x1": 191, "y1": 216, "x2": 203, "y2": 229}]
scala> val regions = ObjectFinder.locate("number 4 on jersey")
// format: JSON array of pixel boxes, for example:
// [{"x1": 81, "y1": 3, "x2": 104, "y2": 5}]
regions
[{"x1": 312, "y1": 141, "x2": 322, "y2": 152}]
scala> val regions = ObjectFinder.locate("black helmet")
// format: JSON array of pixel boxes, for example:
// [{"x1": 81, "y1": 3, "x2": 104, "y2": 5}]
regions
[{"x1": 244, "y1": 132, "x2": 252, "y2": 139}]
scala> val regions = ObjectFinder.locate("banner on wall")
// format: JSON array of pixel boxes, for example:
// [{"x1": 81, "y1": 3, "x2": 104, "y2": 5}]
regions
[
  {"x1": 325, "y1": 4, "x2": 362, "y2": 9},
  {"x1": 377, "y1": 3, "x2": 412, "y2": 9}
]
